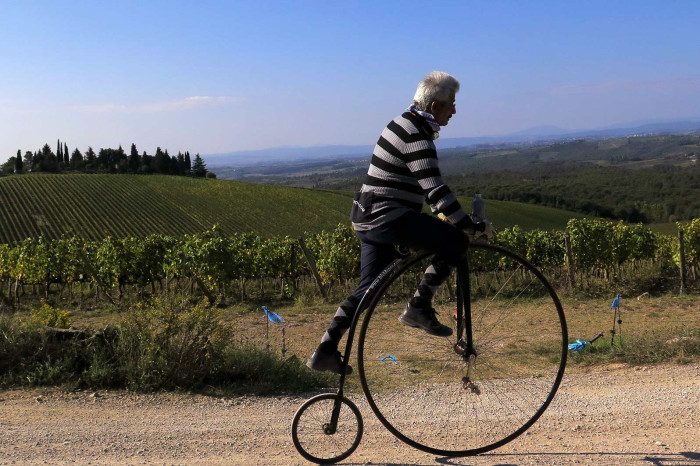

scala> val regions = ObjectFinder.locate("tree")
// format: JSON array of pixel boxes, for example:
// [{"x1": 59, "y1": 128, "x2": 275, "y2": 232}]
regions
[
  {"x1": 192, "y1": 153, "x2": 207, "y2": 177},
  {"x1": 169, "y1": 155, "x2": 179, "y2": 175},
  {"x1": 152, "y1": 147, "x2": 167, "y2": 173},
  {"x1": 64, "y1": 142, "x2": 69, "y2": 165},
  {"x1": 70, "y1": 148, "x2": 84, "y2": 170},
  {"x1": 177, "y1": 151, "x2": 186, "y2": 173},
  {"x1": 23, "y1": 151, "x2": 33, "y2": 170},
  {"x1": 128, "y1": 143, "x2": 140, "y2": 173},
  {"x1": 57, "y1": 139, "x2": 63, "y2": 168},
  {"x1": 84, "y1": 147, "x2": 97, "y2": 170},
  {"x1": 184, "y1": 151, "x2": 192, "y2": 173},
  {"x1": 41, "y1": 143, "x2": 57, "y2": 171},
  {"x1": 14, "y1": 149, "x2": 23, "y2": 173},
  {"x1": 139, "y1": 150, "x2": 152, "y2": 174},
  {"x1": 1, "y1": 157, "x2": 14, "y2": 174}
]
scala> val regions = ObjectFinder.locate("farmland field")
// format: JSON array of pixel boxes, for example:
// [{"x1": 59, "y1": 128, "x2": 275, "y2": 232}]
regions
[{"x1": 0, "y1": 174, "x2": 589, "y2": 243}]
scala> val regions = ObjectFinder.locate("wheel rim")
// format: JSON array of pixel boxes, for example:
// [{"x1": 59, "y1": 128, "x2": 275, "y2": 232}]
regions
[
  {"x1": 291, "y1": 393, "x2": 363, "y2": 464},
  {"x1": 358, "y1": 244, "x2": 567, "y2": 455}
]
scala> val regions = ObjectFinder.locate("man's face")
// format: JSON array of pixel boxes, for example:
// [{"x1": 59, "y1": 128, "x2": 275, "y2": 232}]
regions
[{"x1": 430, "y1": 95, "x2": 457, "y2": 126}]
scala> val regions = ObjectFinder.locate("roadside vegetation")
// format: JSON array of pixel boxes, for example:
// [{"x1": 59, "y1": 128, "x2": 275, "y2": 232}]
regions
[{"x1": 0, "y1": 294, "x2": 334, "y2": 393}]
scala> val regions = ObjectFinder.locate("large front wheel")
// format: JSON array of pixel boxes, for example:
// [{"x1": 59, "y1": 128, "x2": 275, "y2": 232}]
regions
[{"x1": 357, "y1": 243, "x2": 567, "y2": 456}]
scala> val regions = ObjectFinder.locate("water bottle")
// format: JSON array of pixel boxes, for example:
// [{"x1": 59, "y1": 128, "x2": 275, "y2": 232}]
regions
[{"x1": 471, "y1": 193, "x2": 486, "y2": 223}]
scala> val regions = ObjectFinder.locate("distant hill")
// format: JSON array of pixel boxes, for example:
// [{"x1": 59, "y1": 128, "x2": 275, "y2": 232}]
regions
[
  {"x1": 204, "y1": 119, "x2": 700, "y2": 168},
  {"x1": 0, "y1": 174, "x2": 589, "y2": 243}
]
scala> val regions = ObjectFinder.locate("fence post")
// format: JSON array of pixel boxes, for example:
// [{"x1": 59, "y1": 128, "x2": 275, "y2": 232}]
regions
[
  {"x1": 678, "y1": 227, "x2": 686, "y2": 295},
  {"x1": 297, "y1": 237, "x2": 328, "y2": 300},
  {"x1": 564, "y1": 231, "x2": 576, "y2": 289}
]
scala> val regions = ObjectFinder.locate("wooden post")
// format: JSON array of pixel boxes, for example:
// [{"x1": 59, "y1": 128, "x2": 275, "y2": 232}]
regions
[
  {"x1": 297, "y1": 237, "x2": 328, "y2": 300},
  {"x1": 565, "y1": 231, "x2": 576, "y2": 289},
  {"x1": 678, "y1": 227, "x2": 686, "y2": 295}
]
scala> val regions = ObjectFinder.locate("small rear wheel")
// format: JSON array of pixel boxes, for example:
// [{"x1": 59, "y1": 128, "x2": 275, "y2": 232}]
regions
[{"x1": 291, "y1": 393, "x2": 363, "y2": 464}]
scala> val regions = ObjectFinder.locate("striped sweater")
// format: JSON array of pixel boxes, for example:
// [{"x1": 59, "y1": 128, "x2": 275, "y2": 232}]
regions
[{"x1": 352, "y1": 111, "x2": 472, "y2": 231}]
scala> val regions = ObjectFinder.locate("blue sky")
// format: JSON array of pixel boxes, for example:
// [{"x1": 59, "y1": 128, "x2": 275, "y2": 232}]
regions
[{"x1": 1, "y1": 1, "x2": 699, "y2": 158}]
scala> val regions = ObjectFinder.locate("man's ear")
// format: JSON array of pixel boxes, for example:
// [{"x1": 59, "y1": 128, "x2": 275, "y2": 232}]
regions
[{"x1": 428, "y1": 101, "x2": 438, "y2": 116}]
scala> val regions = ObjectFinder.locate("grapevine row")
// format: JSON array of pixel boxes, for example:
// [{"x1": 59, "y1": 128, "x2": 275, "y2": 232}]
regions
[{"x1": 0, "y1": 219, "x2": 697, "y2": 305}]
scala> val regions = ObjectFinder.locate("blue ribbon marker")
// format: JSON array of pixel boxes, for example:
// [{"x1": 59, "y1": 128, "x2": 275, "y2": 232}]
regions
[
  {"x1": 611, "y1": 295, "x2": 621, "y2": 309},
  {"x1": 262, "y1": 306, "x2": 283, "y2": 323},
  {"x1": 568, "y1": 339, "x2": 588, "y2": 353},
  {"x1": 380, "y1": 355, "x2": 397, "y2": 364}
]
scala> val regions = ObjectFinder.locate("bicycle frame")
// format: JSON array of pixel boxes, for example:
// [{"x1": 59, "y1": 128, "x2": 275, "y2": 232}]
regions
[
  {"x1": 327, "y1": 248, "x2": 478, "y2": 429},
  {"x1": 295, "y1": 241, "x2": 568, "y2": 462},
  {"x1": 327, "y1": 253, "x2": 409, "y2": 430}
]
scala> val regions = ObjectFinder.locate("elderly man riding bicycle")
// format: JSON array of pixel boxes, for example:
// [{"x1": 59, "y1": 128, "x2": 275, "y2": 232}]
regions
[{"x1": 307, "y1": 71, "x2": 491, "y2": 375}]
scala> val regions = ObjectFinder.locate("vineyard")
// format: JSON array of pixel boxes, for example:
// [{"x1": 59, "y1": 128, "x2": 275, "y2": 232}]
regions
[
  {"x1": 0, "y1": 174, "x2": 352, "y2": 241},
  {"x1": 0, "y1": 174, "x2": 594, "y2": 244},
  {"x1": 0, "y1": 219, "x2": 697, "y2": 309}
]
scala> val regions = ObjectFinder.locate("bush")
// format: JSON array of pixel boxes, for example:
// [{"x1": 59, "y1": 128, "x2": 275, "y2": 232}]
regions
[
  {"x1": 0, "y1": 293, "x2": 334, "y2": 393},
  {"x1": 114, "y1": 295, "x2": 232, "y2": 390},
  {"x1": 26, "y1": 300, "x2": 72, "y2": 329}
]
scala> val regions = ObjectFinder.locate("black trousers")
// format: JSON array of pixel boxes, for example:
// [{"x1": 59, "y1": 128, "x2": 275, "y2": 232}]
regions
[{"x1": 319, "y1": 210, "x2": 468, "y2": 348}]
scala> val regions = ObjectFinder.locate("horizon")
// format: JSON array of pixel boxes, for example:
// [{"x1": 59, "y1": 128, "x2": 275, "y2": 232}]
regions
[{"x1": 2, "y1": 1, "x2": 700, "y2": 158}]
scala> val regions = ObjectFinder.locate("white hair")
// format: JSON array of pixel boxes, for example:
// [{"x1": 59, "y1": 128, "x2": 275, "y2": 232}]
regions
[{"x1": 412, "y1": 71, "x2": 460, "y2": 111}]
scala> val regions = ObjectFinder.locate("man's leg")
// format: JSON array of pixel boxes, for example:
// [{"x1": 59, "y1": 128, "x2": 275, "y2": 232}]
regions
[
  {"x1": 409, "y1": 259, "x2": 454, "y2": 310},
  {"x1": 388, "y1": 211, "x2": 468, "y2": 336},
  {"x1": 308, "y1": 239, "x2": 397, "y2": 374}
]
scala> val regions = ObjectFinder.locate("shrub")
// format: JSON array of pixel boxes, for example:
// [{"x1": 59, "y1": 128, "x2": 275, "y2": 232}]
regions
[
  {"x1": 25, "y1": 300, "x2": 72, "y2": 329},
  {"x1": 114, "y1": 294, "x2": 232, "y2": 390}
]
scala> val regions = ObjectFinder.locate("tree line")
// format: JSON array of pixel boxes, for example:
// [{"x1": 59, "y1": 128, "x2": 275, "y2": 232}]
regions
[{"x1": 2, "y1": 140, "x2": 211, "y2": 178}]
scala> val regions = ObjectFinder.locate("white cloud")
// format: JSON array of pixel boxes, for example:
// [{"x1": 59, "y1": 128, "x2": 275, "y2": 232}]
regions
[{"x1": 71, "y1": 96, "x2": 241, "y2": 113}]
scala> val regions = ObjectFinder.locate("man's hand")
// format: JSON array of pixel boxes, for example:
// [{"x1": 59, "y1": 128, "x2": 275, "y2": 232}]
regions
[
  {"x1": 466, "y1": 221, "x2": 496, "y2": 243},
  {"x1": 437, "y1": 213, "x2": 496, "y2": 242}
]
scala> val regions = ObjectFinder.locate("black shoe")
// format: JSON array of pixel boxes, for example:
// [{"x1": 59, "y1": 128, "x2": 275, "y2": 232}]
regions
[
  {"x1": 306, "y1": 348, "x2": 353, "y2": 375},
  {"x1": 399, "y1": 305, "x2": 453, "y2": 337}
]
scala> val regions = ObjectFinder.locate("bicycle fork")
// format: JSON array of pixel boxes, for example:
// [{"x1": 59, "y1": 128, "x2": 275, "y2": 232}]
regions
[{"x1": 455, "y1": 262, "x2": 481, "y2": 395}]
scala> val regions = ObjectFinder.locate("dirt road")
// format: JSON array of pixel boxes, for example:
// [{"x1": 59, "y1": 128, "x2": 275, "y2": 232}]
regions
[{"x1": 0, "y1": 364, "x2": 697, "y2": 465}]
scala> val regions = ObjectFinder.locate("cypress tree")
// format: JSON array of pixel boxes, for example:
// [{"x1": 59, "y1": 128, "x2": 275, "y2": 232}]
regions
[
  {"x1": 153, "y1": 147, "x2": 166, "y2": 173},
  {"x1": 129, "y1": 143, "x2": 139, "y2": 173},
  {"x1": 64, "y1": 142, "x2": 69, "y2": 165},
  {"x1": 185, "y1": 151, "x2": 191, "y2": 173},
  {"x1": 140, "y1": 150, "x2": 151, "y2": 173},
  {"x1": 14, "y1": 149, "x2": 23, "y2": 173}
]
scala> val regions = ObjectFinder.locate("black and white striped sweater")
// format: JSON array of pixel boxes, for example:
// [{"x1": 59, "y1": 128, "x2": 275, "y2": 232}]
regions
[{"x1": 351, "y1": 111, "x2": 472, "y2": 231}]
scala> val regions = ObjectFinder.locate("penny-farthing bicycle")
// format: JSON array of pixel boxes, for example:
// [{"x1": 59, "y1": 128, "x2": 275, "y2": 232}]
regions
[{"x1": 292, "y1": 239, "x2": 568, "y2": 464}]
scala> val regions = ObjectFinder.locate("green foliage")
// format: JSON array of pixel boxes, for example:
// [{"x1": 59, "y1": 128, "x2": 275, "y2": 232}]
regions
[
  {"x1": 0, "y1": 219, "x2": 696, "y2": 304},
  {"x1": 115, "y1": 295, "x2": 231, "y2": 390},
  {"x1": 26, "y1": 300, "x2": 72, "y2": 329},
  {"x1": 0, "y1": 294, "x2": 333, "y2": 393},
  {"x1": 568, "y1": 326, "x2": 700, "y2": 366}
]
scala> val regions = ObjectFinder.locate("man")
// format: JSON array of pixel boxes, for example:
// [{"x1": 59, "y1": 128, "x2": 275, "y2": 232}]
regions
[{"x1": 307, "y1": 71, "x2": 486, "y2": 374}]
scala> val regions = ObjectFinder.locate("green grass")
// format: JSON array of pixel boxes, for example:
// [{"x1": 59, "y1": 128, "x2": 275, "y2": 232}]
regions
[{"x1": 0, "y1": 173, "x2": 593, "y2": 243}]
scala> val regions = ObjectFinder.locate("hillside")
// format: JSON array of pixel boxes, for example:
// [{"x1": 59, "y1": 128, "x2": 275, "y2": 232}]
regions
[
  {"x1": 0, "y1": 174, "x2": 589, "y2": 243},
  {"x1": 235, "y1": 134, "x2": 699, "y2": 223}
]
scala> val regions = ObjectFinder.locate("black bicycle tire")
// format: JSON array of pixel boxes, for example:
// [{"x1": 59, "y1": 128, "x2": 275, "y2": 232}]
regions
[
  {"x1": 291, "y1": 393, "x2": 364, "y2": 464},
  {"x1": 357, "y1": 242, "x2": 567, "y2": 457}
]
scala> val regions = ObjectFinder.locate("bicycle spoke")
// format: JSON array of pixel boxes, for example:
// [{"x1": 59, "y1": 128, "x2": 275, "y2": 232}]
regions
[{"x1": 358, "y1": 245, "x2": 566, "y2": 456}]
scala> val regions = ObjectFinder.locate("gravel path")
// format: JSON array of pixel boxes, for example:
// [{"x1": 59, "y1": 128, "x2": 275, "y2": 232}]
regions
[{"x1": 0, "y1": 363, "x2": 697, "y2": 465}]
